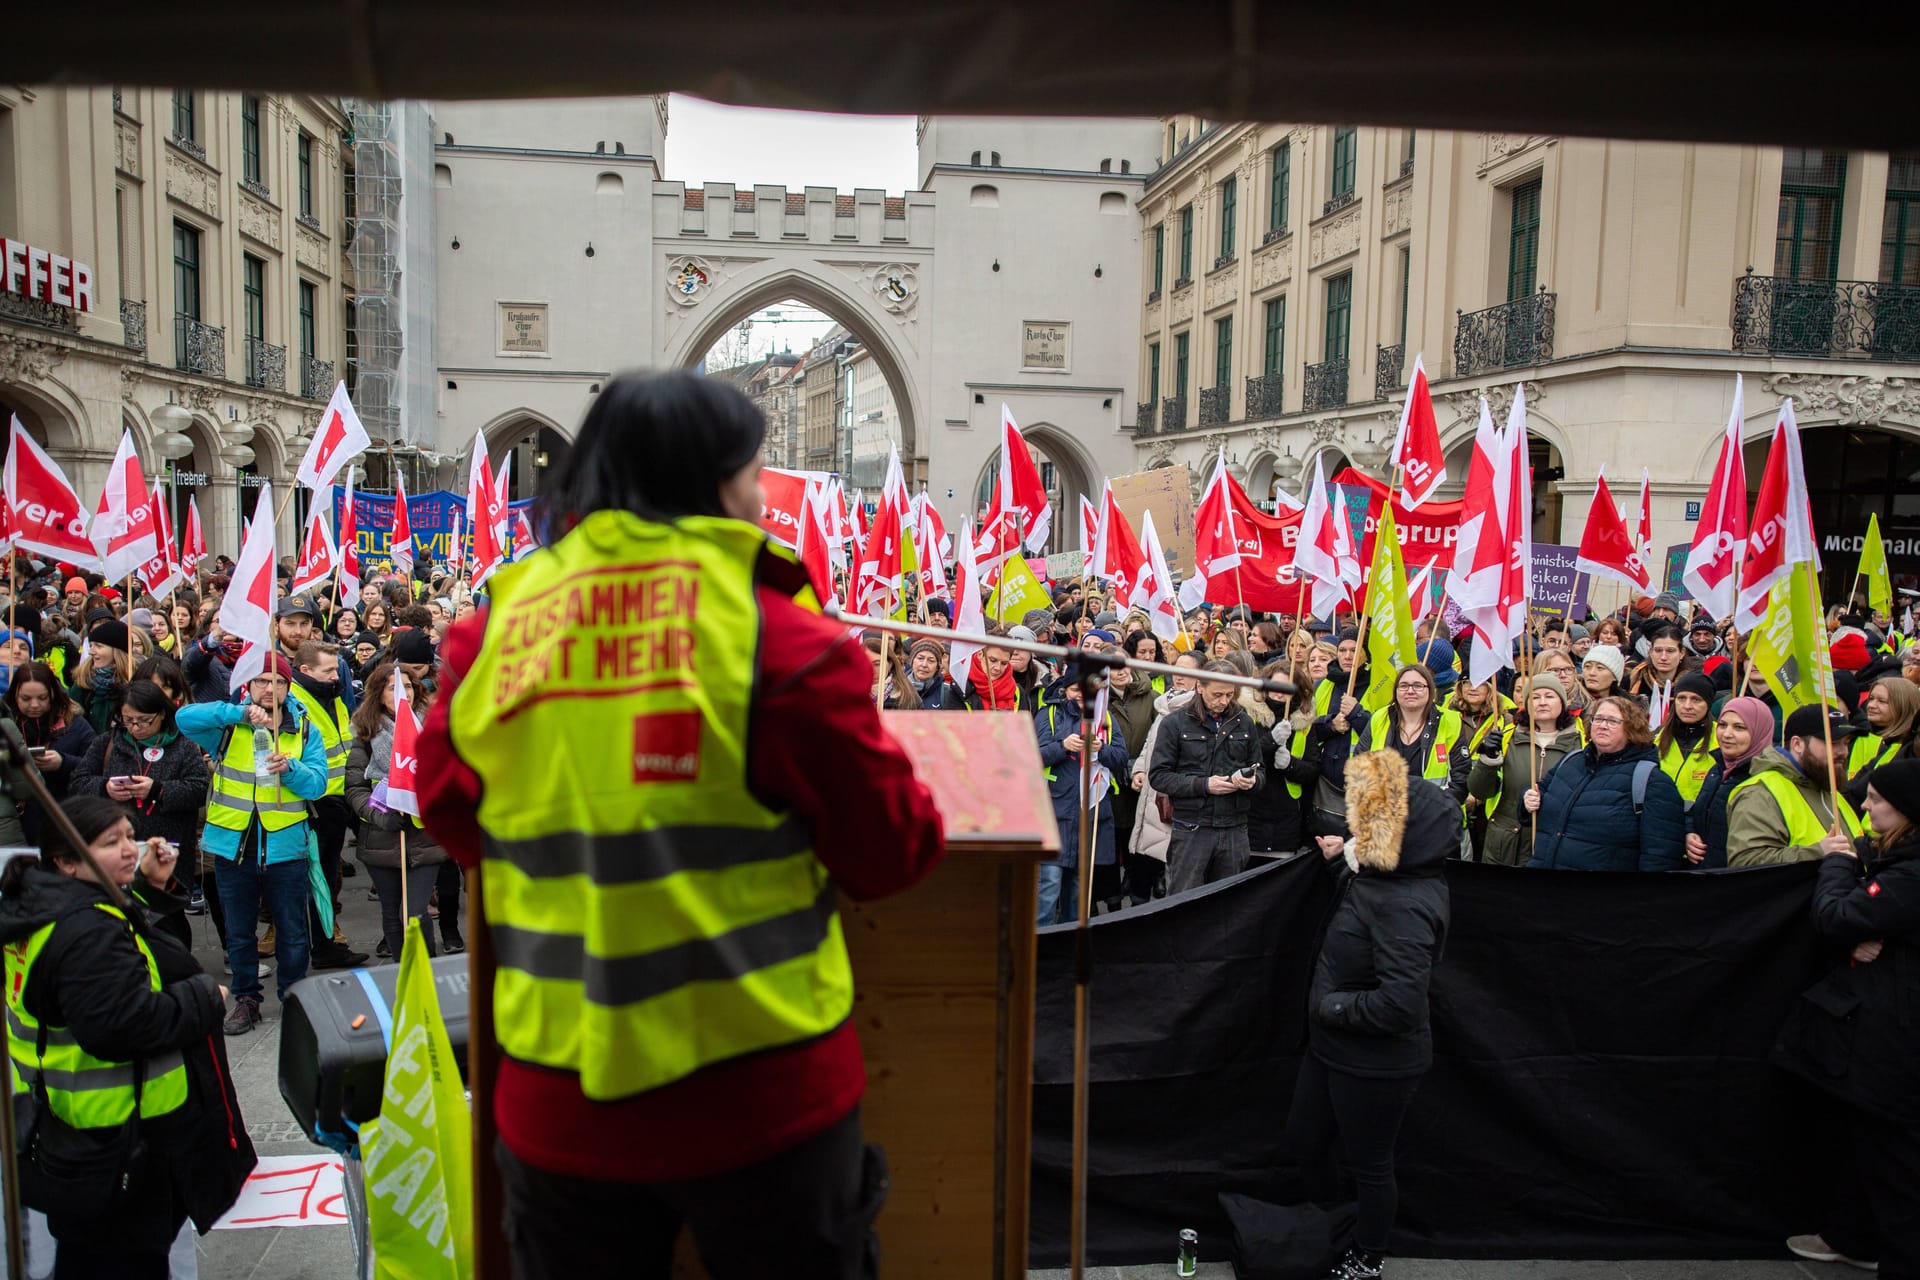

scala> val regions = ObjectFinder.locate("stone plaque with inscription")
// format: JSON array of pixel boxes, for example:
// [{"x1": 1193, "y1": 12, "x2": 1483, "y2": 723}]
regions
[
  {"x1": 499, "y1": 302, "x2": 549, "y2": 355},
  {"x1": 1021, "y1": 321, "x2": 1069, "y2": 371}
]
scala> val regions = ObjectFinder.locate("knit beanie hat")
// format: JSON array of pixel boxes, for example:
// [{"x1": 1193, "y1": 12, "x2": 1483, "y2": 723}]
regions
[
  {"x1": 924, "y1": 597, "x2": 951, "y2": 620},
  {"x1": 1566, "y1": 623, "x2": 1590, "y2": 642},
  {"x1": 1830, "y1": 631, "x2": 1872, "y2": 672},
  {"x1": 258, "y1": 651, "x2": 293, "y2": 681},
  {"x1": 63, "y1": 577, "x2": 86, "y2": 594},
  {"x1": 1525, "y1": 671, "x2": 1568, "y2": 712},
  {"x1": 1421, "y1": 638, "x2": 1459, "y2": 688},
  {"x1": 908, "y1": 637, "x2": 945, "y2": 664},
  {"x1": 393, "y1": 628, "x2": 436, "y2": 666},
  {"x1": 88, "y1": 619, "x2": 129, "y2": 653},
  {"x1": 1654, "y1": 592, "x2": 1681, "y2": 614},
  {"x1": 1672, "y1": 672, "x2": 1717, "y2": 705},
  {"x1": 1720, "y1": 696, "x2": 1775, "y2": 768},
  {"x1": 1085, "y1": 628, "x2": 1118, "y2": 646},
  {"x1": 0, "y1": 629, "x2": 34, "y2": 655},
  {"x1": 1022, "y1": 609, "x2": 1054, "y2": 634},
  {"x1": 1582, "y1": 644, "x2": 1625, "y2": 684},
  {"x1": 1007, "y1": 625, "x2": 1038, "y2": 644},
  {"x1": 1867, "y1": 758, "x2": 1920, "y2": 827}
]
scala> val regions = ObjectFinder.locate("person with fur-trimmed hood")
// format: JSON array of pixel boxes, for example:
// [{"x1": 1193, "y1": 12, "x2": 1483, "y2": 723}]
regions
[{"x1": 1285, "y1": 751, "x2": 1456, "y2": 1280}]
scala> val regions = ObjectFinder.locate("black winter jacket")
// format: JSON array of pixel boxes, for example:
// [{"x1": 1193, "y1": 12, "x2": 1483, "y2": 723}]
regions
[
  {"x1": 72, "y1": 729, "x2": 212, "y2": 871},
  {"x1": 0, "y1": 868, "x2": 254, "y2": 1246},
  {"x1": 1526, "y1": 742, "x2": 1688, "y2": 872},
  {"x1": 1309, "y1": 758, "x2": 1457, "y2": 1079},
  {"x1": 1148, "y1": 697, "x2": 1265, "y2": 828},
  {"x1": 1687, "y1": 751, "x2": 1752, "y2": 870},
  {"x1": 1773, "y1": 834, "x2": 1920, "y2": 1126}
]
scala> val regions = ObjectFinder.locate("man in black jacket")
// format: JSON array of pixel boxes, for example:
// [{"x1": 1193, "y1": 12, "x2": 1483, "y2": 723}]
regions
[{"x1": 1149, "y1": 661, "x2": 1263, "y2": 894}]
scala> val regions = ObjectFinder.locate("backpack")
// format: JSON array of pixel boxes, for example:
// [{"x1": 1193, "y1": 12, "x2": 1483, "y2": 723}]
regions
[{"x1": 1629, "y1": 759, "x2": 1656, "y2": 817}]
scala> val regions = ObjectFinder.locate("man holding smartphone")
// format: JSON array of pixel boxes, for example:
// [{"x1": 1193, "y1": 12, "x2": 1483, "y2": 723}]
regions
[{"x1": 1150, "y1": 660, "x2": 1266, "y2": 894}]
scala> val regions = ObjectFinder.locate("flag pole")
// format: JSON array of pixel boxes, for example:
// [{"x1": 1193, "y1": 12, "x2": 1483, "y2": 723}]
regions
[
  {"x1": 1809, "y1": 560, "x2": 1847, "y2": 831},
  {"x1": 1065, "y1": 648, "x2": 1111, "y2": 1280},
  {"x1": 1343, "y1": 467, "x2": 1404, "y2": 707}
]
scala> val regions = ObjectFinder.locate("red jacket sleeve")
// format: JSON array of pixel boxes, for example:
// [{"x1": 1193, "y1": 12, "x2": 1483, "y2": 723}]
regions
[
  {"x1": 751, "y1": 586, "x2": 947, "y2": 900},
  {"x1": 419, "y1": 614, "x2": 488, "y2": 870}
]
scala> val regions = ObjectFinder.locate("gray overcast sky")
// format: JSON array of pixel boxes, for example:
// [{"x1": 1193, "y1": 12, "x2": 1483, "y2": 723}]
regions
[{"x1": 664, "y1": 94, "x2": 919, "y2": 193}]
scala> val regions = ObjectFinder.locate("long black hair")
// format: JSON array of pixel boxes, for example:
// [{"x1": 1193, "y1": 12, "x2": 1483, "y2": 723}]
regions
[{"x1": 539, "y1": 371, "x2": 766, "y2": 534}]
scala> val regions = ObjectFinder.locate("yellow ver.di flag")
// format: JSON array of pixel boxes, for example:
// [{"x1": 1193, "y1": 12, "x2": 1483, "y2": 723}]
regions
[
  {"x1": 1861, "y1": 512, "x2": 1892, "y2": 617},
  {"x1": 1748, "y1": 560, "x2": 1835, "y2": 717},
  {"x1": 362, "y1": 919, "x2": 474, "y2": 1279},
  {"x1": 1360, "y1": 506, "x2": 1419, "y2": 712},
  {"x1": 987, "y1": 552, "x2": 1052, "y2": 624}
]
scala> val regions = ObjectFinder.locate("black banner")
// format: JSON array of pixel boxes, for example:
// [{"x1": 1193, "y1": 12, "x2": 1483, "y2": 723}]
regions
[{"x1": 1030, "y1": 856, "x2": 1833, "y2": 1266}]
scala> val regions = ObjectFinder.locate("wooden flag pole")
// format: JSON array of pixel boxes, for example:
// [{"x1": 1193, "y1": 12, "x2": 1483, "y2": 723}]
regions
[
  {"x1": 1066, "y1": 665, "x2": 1107, "y2": 1280},
  {"x1": 1342, "y1": 467, "x2": 1404, "y2": 707},
  {"x1": 1808, "y1": 560, "x2": 1848, "y2": 834},
  {"x1": 877, "y1": 630, "x2": 891, "y2": 709}
]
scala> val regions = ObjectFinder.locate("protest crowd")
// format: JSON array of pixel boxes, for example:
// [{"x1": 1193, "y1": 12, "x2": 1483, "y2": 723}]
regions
[{"x1": 0, "y1": 360, "x2": 1913, "y2": 1280}]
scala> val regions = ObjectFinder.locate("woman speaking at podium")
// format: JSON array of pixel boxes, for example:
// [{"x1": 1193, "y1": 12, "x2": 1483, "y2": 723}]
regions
[{"x1": 419, "y1": 372, "x2": 946, "y2": 1280}]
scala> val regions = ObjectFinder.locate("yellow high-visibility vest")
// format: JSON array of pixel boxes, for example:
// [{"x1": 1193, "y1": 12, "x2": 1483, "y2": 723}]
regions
[
  {"x1": 1728, "y1": 770, "x2": 1866, "y2": 846},
  {"x1": 1660, "y1": 726, "x2": 1720, "y2": 804},
  {"x1": 288, "y1": 683, "x2": 350, "y2": 797},
  {"x1": 448, "y1": 510, "x2": 854, "y2": 1103}
]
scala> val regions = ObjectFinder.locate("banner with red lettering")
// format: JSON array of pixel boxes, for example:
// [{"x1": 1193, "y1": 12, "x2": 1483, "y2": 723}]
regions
[
  {"x1": 759, "y1": 467, "x2": 830, "y2": 549},
  {"x1": 1332, "y1": 468, "x2": 1465, "y2": 588}
]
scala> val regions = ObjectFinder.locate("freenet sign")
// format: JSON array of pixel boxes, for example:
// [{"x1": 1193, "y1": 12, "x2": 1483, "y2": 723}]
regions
[{"x1": 1, "y1": 239, "x2": 95, "y2": 313}]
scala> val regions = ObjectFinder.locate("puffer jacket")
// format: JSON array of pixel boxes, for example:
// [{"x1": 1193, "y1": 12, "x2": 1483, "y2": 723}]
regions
[
  {"x1": 1309, "y1": 751, "x2": 1456, "y2": 1079},
  {"x1": 0, "y1": 867, "x2": 253, "y2": 1247},
  {"x1": 1468, "y1": 720, "x2": 1583, "y2": 868},
  {"x1": 346, "y1": 732, "x2": 448, "y2": 870},
  {"x1": 1148, "y1": 689, "x2": 1265, "y2": 828},
  {"x1": 1129, "y1": 689, "x2": 1191, "y2": 863},
  {"x1": 1773, "y1": 831, "x2": 1920, "y2": 1125},
  {"x1": 1526, "y1": 741, "x2": 1687, "y2": 872}
]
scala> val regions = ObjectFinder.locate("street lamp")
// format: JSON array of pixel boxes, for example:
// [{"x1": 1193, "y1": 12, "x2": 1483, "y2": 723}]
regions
[{"x1": 220, "y1": 442, "x2": 257, "y2": 553}]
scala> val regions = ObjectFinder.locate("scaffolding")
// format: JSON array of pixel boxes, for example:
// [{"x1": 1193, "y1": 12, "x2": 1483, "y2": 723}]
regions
[{"x1": 347, "y1": 101, "x2": 404, "y2": 441}]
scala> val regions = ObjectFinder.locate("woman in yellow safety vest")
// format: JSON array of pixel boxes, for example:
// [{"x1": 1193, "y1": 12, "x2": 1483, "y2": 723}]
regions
[
  {"x1": 1654, "y1": 673, "x2": 1721, "y2": 808},
  {"x1": 1845, "y1": 675, "x2": 1920, "y2": 809},
  {"x1": 0, "y1": 794, "x2": 253, "y2": 1275},
  {"x1": 1469, "y1": 672, "x2": 1588, "y2": 867},
  {"x1": 1327, "y1": 653, "x2": 1470, "y2": 804}
]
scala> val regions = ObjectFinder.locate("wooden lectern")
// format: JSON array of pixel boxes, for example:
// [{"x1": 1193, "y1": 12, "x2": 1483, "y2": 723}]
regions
[{"x1": 668, "y1": 709, "x2": 1056, "y2": 1278}]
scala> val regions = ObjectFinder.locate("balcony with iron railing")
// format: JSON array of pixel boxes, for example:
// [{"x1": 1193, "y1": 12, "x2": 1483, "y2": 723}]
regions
[
  {"x1": 120, "y1": 299, "x2": 146, "y2": 354},
  {"x1": 0, "y1": 292, "x2": 79, "y2": 332},
  {"x1": 1322, "y1": 189, "x2": 1356, "y2": 218},
  {"x1": 1198, "y1": 386, "x2": 1229, "y2": 426},
  {"x1": 1161, "y1": 395, "x2": 1186, "y2": 433},
  {"x1": 1730, "y1": 268, "x2": 1920, "y2": 360},
  {"x1": 1375, "y1": 344, "x2": 1405, "y2": 399},
  {"x1": 1303, "y1": 357, "x2": 1349, "y2": 410},
  {"x1": 301, "y1": 355, "x2": 334, "y2": 399},
  {"x1": 173, "y1": 315, "x2": 225, "y2": 378},
  {"x1": 1245, "y1": 371, "x2": 1284, "y2": 418},
  {"x1": 1135, "y1": 401, "x2": 1157, "y2": 434},
  {"x1": 245, "y1": 337, "x2": 286, "y2": 391},
  {"x1": 1454, "y1": 287, "x2": 1556, "y2": 377}
]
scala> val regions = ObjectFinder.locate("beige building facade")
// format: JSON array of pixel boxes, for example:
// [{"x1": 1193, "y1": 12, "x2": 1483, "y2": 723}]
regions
[
  {"x1": 1, "y1": 85, "x2": 351, "y2": 556},
  {"x1": 1135, "y1": 120, "x2": 1920, "y2": 601}
]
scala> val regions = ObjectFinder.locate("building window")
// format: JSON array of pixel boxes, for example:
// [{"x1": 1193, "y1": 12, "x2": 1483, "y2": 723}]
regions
[
  {"x1": 1178, "y1": 204, "x2": 1194, "y2": 280},
  {"x1": 1218, "y1": 176, "x2": 1237, "y2": 263},
  {"x1": 1263, "y1": 296, "x2": 1286, "y2": 374},
  {"x1": 243, "y1": 255, "x2": 265, "y2": 341},
  {"x1": 297, "y1": 131, "x2": 314, "y2": 218},
  {"x1": 1148, "y1": 343, "x2": 1160, "y2": 404},
  {"x1": 1174, "y1": 331, "x2": 1190, "y2": 399},
  {"x1": 1324, "y1": 273, "x2": 1352, "y2": 363},
  {"x1": 1402, "y1": 130, "x2": 1416, "y2": 172},
  {"x1": 1775, "y1": 148, "x2": 1847, "y2": 282},
  {"x1": 172, "y1": 221, "x2": 201, "y2": 320},
  {"x1": 1166, "y1": 123, "x2": 1176, "y2": 160},
  {"x1": 1269, "y1": 143, "x2": 1290, "y2": 234},
  {"x1": 1153, "y1": 224, "x2": 1165, "y2": 293},
  {"x1": 1884, "y1": 151, "x2": 1920, "y2": 285},
  {"x1": 299, "y1": 280, "x2": 317, "y2": 359},
  {"x1": 241, "y1": 96, "x2": 262, "y2": 185},
  {"x1": 1508, "y1": 178, "x2": 1542, "y2": 301},
  {"x1": 1214, "y1": 315, "x2": 1233, "y2": 389},
  {"x1": 1399, "y1": 246, "x2": 1412, "y2": 344},
  {"x1": 1331, "y1": 128, "x2": 1357, "y2": 201},
  {"x1": 170, "y1": 91, "x2": 195, "y2": 143}
]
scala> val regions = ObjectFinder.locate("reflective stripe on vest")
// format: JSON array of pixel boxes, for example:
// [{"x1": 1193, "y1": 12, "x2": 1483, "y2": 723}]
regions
[
  {"x1": 1728, "y1": 769, "x2": 1866, "y2": 846},
  {"x1": 4, "y1": 904, "x2": 188, "y2": 1128},
  {"x1": 206, "y1": 717, "x2": 314, "y2": 832},
  {"x1": 1848, "y1": 733, "x2": 1900, "y2": 779},
  {"x1": 288, "y1": 684, "x2": 350, "y2": 796},
  {"x1": 1660, "y1": 727, "x2": 1719, "y2": 803},
  {"x1": 447, "y1": 511, "x2": 854, "y2": 1103},
  {"x1": 1361, "y1": 707, "x2": 1463, "y2": 785},
  {"x1": 1483, "y1": 718, "x2": 1588, "y2": 820}
]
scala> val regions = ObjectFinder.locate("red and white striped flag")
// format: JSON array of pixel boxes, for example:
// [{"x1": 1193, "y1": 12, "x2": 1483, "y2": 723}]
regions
[
  {"x1": 1575, "y1": 469, "x2": 1651, "y2": 592},
  {"x1": 1734, "y1": 398, "x2": 1816, "y2": 632},
  {"x1": 219, "y1": 482, "x2": 279, "y2": 691},
  {"x1": 389, "y1": 474, "x2": 415, "y2": 576},
  {"x1": 466, "y1": 432, "x2": 506, "y2": 589},
  {"x1": 1684, "y1": 374, "x2": 1748, "y2": 619},
  {"x1": 336, "y1": 472, "x2": 361, "y2": 597},
  {"x1": 1389, "y1": 354, "x2": 1448, "y2": 509},
  {"x1": 290, "y1": 503, "x2": 338, "y2": 597},
  {"x1": 91, "y1": 431, "x2": 158, "y2": 583},
  {"x1": 181, "y1": 496, "x2": 207, "y2": 574}
]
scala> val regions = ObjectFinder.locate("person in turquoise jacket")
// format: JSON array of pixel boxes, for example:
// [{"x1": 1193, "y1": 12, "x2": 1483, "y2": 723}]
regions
[{"x1": 176, "y1": 651, "x2": 330, "y2": 1035}]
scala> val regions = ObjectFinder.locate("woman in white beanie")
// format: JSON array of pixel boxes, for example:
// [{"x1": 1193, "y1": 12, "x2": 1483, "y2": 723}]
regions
[{"x1": 1580, "y1": 643, "x2": 1627, "y2": 704}]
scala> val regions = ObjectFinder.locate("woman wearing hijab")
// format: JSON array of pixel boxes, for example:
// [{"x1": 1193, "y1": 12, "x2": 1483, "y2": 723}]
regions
[
  {"x1": 1654, "y1": 671, "x2": 1721, "y2": 808},
  {"x1": 1685, "y1": 696, "x2": 1774, "y2": 869},
  {"x1": 1775, "y1": 757, "x2": 1920, "y2": 1275}
]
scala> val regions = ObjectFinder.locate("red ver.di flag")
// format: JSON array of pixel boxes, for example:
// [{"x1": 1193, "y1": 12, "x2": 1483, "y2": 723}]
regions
[
  {"x1": 181, "y1": 496, "x2": 207, "y2": 573},
  {"x1": 386, "y1": 669, "x2": 422, "y2": 816},
  {"x1": 295, "y1": 383, "x2": 372, "y2": 492},
  {"x1": 4, "y1": 416, "x2": 98, "y2": 569},
  {"x1": 91, "y1": 430, "x2": 158, "y2": 582},
  {"x1": 1389, "y1": 355, "x2": 1448, "y2": 509},
  {"x1": 290, "y1": 505, "x2": 338, "y2": 597}
]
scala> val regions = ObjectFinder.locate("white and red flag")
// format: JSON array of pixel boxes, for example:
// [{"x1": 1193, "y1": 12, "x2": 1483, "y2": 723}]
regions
[
  {"x1": 855, "y1": 446, "x2": 911, "y2": 617},
  {"x1": 134, "y1": 489, "x2": 183, "y2": 598},
  {"x1": 296, "y1": 383, "x2": 372, "y2": 493},
  {"x1": 1091, "y1": 481, "x2": 1146, "y2": 608},
  {"x1": 1735, "y1": 398, "x2": 1816, "y2": 632},
  {"x1": 974, "y1": 404, "x2": 1053, "y2": 566},
  {"x1": 791, "y1": 481, "x2": 835, "y2": 602},
  {"x1": 466, "y1": 432, "x2": 507, "y2": 589},
  {"x1": 759, "y1": 468, "x2": 814, "y2": 550},
  {"x1": 180, "y1": 496, "x2": 207, "y2": 574},
  {"x1": 1683, "y1": 374, "x2": 1749, "y2": 620},
  {"x1": 509, "y1": 508, "x2": 539, "y2": 561},
  {"x1": 388, "y1": 473, "x2": 415, "y2": 576},
  {"x1": 1635, "y1": 468, "x2": 1656, "y2": 582},
  {"x1": 219, "y1": 481, "x2": 279, "y2": 691},
  {"x1": 1135, "y1": 511, "x2": 1182, "y2": 643},
  {"x1": 910, "y1": 492, "x2": 950, "y2": 602},
  {"x1": 336, "y1": 472, "x2": 361, "y2": 596},
  {"x1": 1389, "y1": 354, "x2": 1448, "y2": 509},
  {"x1": 1079, "y1": 494, "x2": 1100, "y2": 574},
  {"x1": 6, "y1": 418, "x2": 98, "y2": 569},
  {"x1": 949, "y1": 518, "x2": 987, "y2": 694},
  {"x1": 1444, "y1": 396, "x2": 1506, "y2": 614},
  {"x1": 91, "y1": 431, "x2": 158, "y2": 583},
  {"x1": 1463, "y1": 387, "x2": 1534, "y2": 689},
  {"x1": 1575, "y1": 468, "x2": 1652, "y2": 592},
  {"x1": 385, "y1": 664, "x2": 423, "y2": 817},
  {"x1": 290, "y1": 503, "x2": 338, "y2": 597},
  {"x1": 1291, "y1": 455, "x2": 1357, "y2": 619}
]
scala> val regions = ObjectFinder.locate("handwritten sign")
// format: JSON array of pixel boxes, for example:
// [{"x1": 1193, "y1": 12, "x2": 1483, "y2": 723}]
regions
[
  {"x1": 1529, "y1": 543, "x2": 1591, "y2": 621},
  {"x1": 211, "y1": 1154, "x2": 349, "y2": 1230}
]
